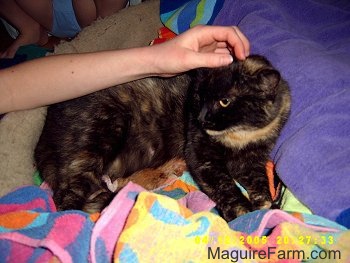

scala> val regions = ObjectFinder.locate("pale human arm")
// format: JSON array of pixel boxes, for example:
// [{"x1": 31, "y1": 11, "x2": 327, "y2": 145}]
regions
[{"x1": 0, "y1": 25, "x2": 249, "y2": 114}]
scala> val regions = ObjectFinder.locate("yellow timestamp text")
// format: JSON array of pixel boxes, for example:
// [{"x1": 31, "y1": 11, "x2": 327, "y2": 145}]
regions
[{"x1": 194, "y1": 235, "x2": 335, "y2": 246}]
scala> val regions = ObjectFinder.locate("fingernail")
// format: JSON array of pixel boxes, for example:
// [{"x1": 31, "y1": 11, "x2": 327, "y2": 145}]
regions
[{"x1": 224, "y1": 55, "x2": 234, "y2": 64}]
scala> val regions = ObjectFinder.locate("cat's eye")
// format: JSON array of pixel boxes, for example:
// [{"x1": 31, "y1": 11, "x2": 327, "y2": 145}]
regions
[{"x1": 219, "y1": 98, "x2": 231, "y2": 108}]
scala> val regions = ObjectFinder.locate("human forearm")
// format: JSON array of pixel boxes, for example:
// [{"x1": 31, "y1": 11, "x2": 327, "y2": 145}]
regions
[
  {"x1": 0, "y1": 25, "x2": 250, "y2": 114},
  {"x1": 0, "y1": 47, "x2": 153, "y2": 113}
]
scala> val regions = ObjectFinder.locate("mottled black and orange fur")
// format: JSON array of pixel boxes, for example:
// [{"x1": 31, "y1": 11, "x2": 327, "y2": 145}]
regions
[{"x1": 35, "y1": 55, "x2": 290, "y2": 221}]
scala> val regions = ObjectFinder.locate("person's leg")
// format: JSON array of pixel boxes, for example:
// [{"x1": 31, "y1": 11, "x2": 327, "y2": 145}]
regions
[
  {"x1": 72, "y1": 0, "x2": 128, "y2": 29},
  {"x1": 15, "y1": 0, "x2": 53, "y2": 30},
  {"x1": 94, "y1": 0, "x2": 129, "y2": 18},
  {"x1": 0, "y1": 0, "x2": 50, "y2": 58},
  {"x1": 71, "y1": 0, "x2": 97, "y2": 28}
]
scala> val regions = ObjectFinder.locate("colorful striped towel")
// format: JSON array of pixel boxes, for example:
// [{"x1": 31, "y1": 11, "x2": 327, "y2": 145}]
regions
[
  {"x1": 1, "y1": 176, "x2": 349, "y2": 262},
  {"x1": 160, "y1": 0, "x2": 224, "y2": 34},
  {"x1": 114, "y1": 187, "x2": 350, "y2": 262},
  {"x1": 0, "y1": 186, "x2": 94, "y2": 262}
]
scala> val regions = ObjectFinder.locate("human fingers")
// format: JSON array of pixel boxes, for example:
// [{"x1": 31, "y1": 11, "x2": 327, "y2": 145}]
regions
[
  {"x1": 231, "y1": 26, "x2": 250, "y2": 57},
  {"x1": 214, "y1": 47, "x2": 231, "y2": 54},
  {"x1": 216, "y1": 42, "x2": 228, "y2": 48},
  {"x1": 193, "y1": 25, "x2": 250, "y2": 60},
  {"x1": 187, "y1": 50, "x2": 234, "y2": 69},
  {"x1": 217, "y1": 26, "x2": 249, "y2": 60}
]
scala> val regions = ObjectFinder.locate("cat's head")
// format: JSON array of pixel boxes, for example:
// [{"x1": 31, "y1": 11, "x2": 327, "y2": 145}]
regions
[{"x1": 190, "y1": 55, "x2": 290, "y2": 144}]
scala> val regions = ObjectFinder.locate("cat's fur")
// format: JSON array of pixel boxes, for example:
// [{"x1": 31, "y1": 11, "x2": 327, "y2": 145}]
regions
[{"x1": 35, "y1": 55, "x2": 291, "y2": 221}]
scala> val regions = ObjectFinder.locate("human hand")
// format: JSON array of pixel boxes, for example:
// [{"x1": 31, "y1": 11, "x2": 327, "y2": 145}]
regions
[{"x1": 149, "y1": 25, "x2": 250, "y2": 77}]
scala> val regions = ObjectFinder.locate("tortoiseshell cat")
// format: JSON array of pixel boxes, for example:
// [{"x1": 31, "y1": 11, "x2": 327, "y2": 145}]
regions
[{"x1": 35, "y1": 55, "x2": 291, "y2": 221}]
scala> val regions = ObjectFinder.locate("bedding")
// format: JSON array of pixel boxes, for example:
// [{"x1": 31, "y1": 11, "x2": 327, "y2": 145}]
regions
[
  {"x1": 1, "y1": 175, "x2": 349, "y2": 262},
  {"x1": 160, "y1": 0, "x2": 224, "y2": 34},
  {"x1": 161, "y1": 0, "x2": 350, "y2": 227}
]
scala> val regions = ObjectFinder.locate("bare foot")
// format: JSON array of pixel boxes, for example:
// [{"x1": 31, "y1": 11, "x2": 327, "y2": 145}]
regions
[{"x1": 1, "y1": 25, "x2": 48, "y2": 59}]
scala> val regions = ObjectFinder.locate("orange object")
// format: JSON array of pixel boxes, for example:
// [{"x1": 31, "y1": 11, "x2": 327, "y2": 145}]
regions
[{"x1": 150, "y1": 27, "x2": 177, "y2": 45}]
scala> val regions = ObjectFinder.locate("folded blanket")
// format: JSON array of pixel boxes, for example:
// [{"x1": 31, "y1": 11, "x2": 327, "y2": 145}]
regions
[
  {"x1": 0, "y1": 186, "x2": 94, "y2": 262},
  {"x1": 1, "y1": 177, "x2": 349, "y2": 262},
  {"x1": 114, "y1": 185, "x2": 349, "y2": 263}
]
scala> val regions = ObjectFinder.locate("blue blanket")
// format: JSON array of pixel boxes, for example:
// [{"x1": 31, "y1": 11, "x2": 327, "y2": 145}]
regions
[
  {"x1": 213, "y1": 0, "x2": 350, "y2": 227},
  {"x1": 160, "y1": 0, "x2": 224, "y2": 34},
  {"x1": 160, "y1": 0, "x2": 350, "y2": 227}
]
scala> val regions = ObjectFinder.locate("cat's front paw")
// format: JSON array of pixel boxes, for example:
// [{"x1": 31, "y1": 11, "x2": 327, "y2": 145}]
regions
[
  {"x1": 54, "y1": 188, "x2": 113, "y2": 213},
  {"x1": 250, "y1": 192, "x2": 272, "y2": 210},
  {"x1": 221, "y1": 200, "x2": 252, "y2": 222},
  {"x1": 83, "y1": 190, "x2": 114, "y2": 213},
  {"x1": 54, "y1": 189, "x2": 85, "y2": 211}
]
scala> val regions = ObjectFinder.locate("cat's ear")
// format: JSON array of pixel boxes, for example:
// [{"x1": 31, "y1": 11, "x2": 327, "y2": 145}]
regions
[{"x1": 257, "y1": 69, "x2": 281, "y2": 97}]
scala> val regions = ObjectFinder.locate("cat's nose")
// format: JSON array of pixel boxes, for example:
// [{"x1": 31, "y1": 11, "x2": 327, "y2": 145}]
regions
[
  {"x1": 198, "y1": 105, "x2": 214, "y2": 123},
  {"x1": 198, "y1": 106, "x2": 214, "y2": 128},
  {"x1": 198, "y1": 106, "x2": 208, "y2": 123}
]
